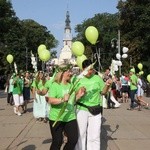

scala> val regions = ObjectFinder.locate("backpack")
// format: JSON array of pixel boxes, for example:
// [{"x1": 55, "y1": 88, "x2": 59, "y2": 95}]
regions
[{"x1": 141, "y1": 79, "x2": 147, "y2": 91}]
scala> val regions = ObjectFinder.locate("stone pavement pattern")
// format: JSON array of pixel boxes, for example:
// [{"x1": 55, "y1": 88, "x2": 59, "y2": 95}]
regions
[{"x1": 0, "y1": 90, "x2": 150, "y2": 150}]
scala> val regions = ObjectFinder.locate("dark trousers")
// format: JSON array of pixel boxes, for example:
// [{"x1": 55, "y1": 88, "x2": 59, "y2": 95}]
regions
[
  {"x1": 7, "y1": 92, "x2": 13, "y2": 105},
  {"x1": 130, "y1": 89, "x2": 140, "y2": 108},
  {"x1": 49, "y1": 119, "x2": 78, "y2": 150},
  {"x1": 107, "y1": 92, "x2": 115, "y2": 108}
]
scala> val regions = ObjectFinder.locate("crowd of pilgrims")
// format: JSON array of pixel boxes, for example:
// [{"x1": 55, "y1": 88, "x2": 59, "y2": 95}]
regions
[
  {"x1": 6, "y1": 69, "x2": 148, "y2": 117},
  {"x1": 4, "y1": 59, "x2": 149, "y2": 150}
]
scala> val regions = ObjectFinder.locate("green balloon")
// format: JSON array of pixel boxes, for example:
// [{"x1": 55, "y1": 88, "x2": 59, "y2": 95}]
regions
[
  {"x1": 39, "y1": 49, "x2": 51, "y2": 62},
  {"x1": 147, "y1": 74, "x2": 150, "y2": 83},
  {"x1": 6, "y1": 54, "x2": 13, "y2": 64},
  {"x1": 85, "y1": 26, "x2": 99, "y2": 45},
  {"x1": 137, "y1": 63, "x2": 143, "y2": 70},
  {"x1": 37, "y1": 44, "x2": 46, "y2": 55},
  {"x1": 71, "y1": 41, "x2": 85, "y2": 56},
  {"x1": 139, "y1": 71, "x2": 144, "y2": 75},
  {"x1": 76, "y1": 55, "x2": 87, "y2": 69}
]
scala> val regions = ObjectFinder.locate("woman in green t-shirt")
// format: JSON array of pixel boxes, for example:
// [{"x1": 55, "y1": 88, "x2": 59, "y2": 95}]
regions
[
  {"x1": 75, "y1": 59, "x2": 112, "y2": 150},
  {"x1": 46, "y1": 66, "x2": 85, "y2": 150},
  {"x1": 31, "y1": 71, "x2": 49, "y2": 123}
]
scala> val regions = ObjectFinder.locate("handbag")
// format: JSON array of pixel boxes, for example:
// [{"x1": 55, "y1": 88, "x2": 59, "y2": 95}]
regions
[{"x1": 76, "y1": 102, "x2": 102, "y2": 115}]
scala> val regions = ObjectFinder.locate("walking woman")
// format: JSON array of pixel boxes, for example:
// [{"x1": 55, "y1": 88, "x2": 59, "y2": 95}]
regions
[
  {"x1": 12, "y1": 73, "x2": 24, "y2": 116},
  {"x1": 45, "y1": 65, "x2": 85, "y2": 150},
  {"x1": 75, "y1": 59, "x2": 112, "y2": 150},
  {"x1": 31, "y1": 71, "x2": 49, "y2": 122},
  {"x1": 136, "y1": 74, "x2": 149, "y2": 110}
]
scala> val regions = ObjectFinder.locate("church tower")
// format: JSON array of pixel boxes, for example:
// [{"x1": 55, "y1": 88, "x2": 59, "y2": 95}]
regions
[{"x1": 59, "y1": 11, "x2": 73, "y2": 64}]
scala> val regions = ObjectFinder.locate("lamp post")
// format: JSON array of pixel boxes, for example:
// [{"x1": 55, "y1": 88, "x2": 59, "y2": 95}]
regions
[
  {"x1": 129, "y1": 55, "x2": 132, "y2": 67},
  {"x1": 111, "y1": 31, "x2": 128, "y2": 76},
  {"x1": 118, "y1": 30, "x2": 121, "y2": 75},
  {"x1": 25, "y1": 47, "x2": 28, "y2": 71}
]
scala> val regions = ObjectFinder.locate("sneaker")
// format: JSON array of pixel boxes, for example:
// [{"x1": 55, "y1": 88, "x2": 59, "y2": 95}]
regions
[{"x1": 17, "y1": 111, "x2": 22, "y2": 116}]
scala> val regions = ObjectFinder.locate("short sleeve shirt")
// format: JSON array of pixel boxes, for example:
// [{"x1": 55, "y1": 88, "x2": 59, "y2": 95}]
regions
[
  {"x1": 31, "y1": 80, "x2": 45, "y2": 90},
  {"x1": 13, "y1": 77, "x2": 24, "y2": 94},
  {"x1": 130, "y1": 74, "x2": 138, "y2": 90},
  {"x1": 76, "y1": 74, "x2": 105, "y2": 110},
  {"x1": 49, "y1": 82, "x2": 76, "y2": 122}
]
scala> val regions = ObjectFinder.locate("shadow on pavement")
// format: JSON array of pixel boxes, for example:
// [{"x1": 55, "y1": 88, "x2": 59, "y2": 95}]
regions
[
  {"x1": 42, "y1": 138, "x2": 52, "y2": 144},
  {"x1": 22, "y1": 145, "x2": 36, "y2": 150},
  {"x1": 101, "y1": 117, "x2": 119, "y2": 150},
  {"x1": 0, "y1": 90, "x2": 7, "y2": 98}
]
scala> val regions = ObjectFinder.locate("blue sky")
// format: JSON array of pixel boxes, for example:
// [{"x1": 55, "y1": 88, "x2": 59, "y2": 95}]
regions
[{"x1": 11, "y1": 0, "x2": 119, "y2": 56}]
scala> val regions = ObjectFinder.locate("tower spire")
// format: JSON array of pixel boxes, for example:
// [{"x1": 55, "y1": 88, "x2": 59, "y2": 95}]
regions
[{"x1": 65, "y1": 11, "x2": 71, "y2": 30}]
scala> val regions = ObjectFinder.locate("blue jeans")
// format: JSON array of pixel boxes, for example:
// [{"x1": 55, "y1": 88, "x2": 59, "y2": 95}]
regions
[{"x1": 130, "y1": 89, "x2": 139, "y2": 108}]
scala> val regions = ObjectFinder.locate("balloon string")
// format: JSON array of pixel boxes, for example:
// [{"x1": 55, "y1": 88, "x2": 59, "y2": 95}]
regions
[{"x1": 95, "y1": 46, "x2": 103, "y2": 71}]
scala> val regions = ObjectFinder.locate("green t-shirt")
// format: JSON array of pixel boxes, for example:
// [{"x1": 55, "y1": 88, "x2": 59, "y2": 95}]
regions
[
  {"x1": 9, "y1": 78, "x2": 14, "y2": 93},
  {"x1": 44, "y1": 79, "x2": 53, "y2": 96},
  {"x1": 130, "y1": 74, "x2": 138, "y2": 90},
  {"x1": 49, "y1": 82, "x2": 76, "y2": 122},
  {"x1": 31, "y1": 79, "x2": 45, "y2": 90},
  {"x1": 76, "y1": 74, "x2": 105, "y2": 111},
  {"x1": 12, "y1": 77, "x2": 24, "y2": 94}
]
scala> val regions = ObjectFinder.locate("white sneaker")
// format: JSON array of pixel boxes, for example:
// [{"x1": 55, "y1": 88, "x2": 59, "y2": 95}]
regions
[
  {"x1": 13, "y1": 107, "x2": 17, "y2": 114},
  {"x1": 17, "y1": 111, "x2": 22, "y2": 116}
]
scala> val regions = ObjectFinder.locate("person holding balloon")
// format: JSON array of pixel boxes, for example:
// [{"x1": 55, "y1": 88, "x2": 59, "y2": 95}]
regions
[{"x1": 75, "y1": 59, "x2": 112, "y2": 150}]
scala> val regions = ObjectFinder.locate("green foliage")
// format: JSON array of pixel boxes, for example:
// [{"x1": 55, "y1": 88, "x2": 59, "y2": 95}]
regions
[
  {"x1": 118, "y1": 0, "x2": 150, "y2": 74},
  {"x1": 74, "y1": 1, "x2": 150, "y2": 74},
  {"x1": 74, "y1": 13, "x2": 119, "y2": 70},
  {"x1": 0, "y1": 0, "x2": 58, "y2": 75}
]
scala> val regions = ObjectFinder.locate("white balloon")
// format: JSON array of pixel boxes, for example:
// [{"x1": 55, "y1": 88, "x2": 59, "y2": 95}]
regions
[
  {"x1": 118, "y1": 61, "x2": 122, "y2": 66},
  {"x1": 122, "y1": 47, "x2": 129, "y2": 53},
  {"x1": 114, "y1": 65, "x2": 118, "y2": 71},
  {"x1": 122, "y1": 54, "x2": 128, "y2": 58},
  {"x1": 116, "y1": 53, "x2": 121, "y2": 60},
  {"x1": 32, "y1": 61, "x2": 37, "y2": 65}
]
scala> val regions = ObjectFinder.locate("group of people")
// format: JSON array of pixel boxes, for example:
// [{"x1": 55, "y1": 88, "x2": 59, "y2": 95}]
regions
[
  {"x1": 103, "y1": 67, "x2": 149, "y2": 111},
  {"x1": 6, "y1": 70, "x2": 50, "y2": 123},
  {"x1": 5, "y1": 59, "x2": 149, "y2": 150},
  {"x1": 5, "y1": 59, "x2": 112, "y2": 150},
  {"x1": 127, "y1": 69, "x2": 148, "y2": 111},
  {"x1": 42, "y1": 59, "x2": 112, "y2": 150},
  {"x1": 6, "y1": 71, "x2": 31, "y2": 116}
]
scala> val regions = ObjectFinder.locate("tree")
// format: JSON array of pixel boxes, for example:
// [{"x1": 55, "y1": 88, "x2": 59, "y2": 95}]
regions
[
  {"x1": 117, "y1": 0, "x2": 150, "y2": 74},
  {"x1": 74, "y1": 13, "x2": 119, "y2": 71},
  {"x1": 0, "y1": 0, "x2": 19, "y2": 74},
  {"x1": 0, "y1": 0, "x2": 58, "y2": 74}
]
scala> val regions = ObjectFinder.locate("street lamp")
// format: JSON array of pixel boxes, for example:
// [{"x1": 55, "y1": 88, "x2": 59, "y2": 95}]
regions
[
  {"x1": 25, "y1": 47, "x2": 28, "y2": 71},
  {"x1": 111, "y1": 32, "x2": 128, "y2": 75},
  {"x1": 111, "y1": 31, "x2": 121, "y2": 75}
]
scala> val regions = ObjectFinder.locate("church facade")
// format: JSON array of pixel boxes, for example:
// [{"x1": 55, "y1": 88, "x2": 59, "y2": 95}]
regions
[{"x1": 52, "y1": 11, "x2": 76, "y2": 66}]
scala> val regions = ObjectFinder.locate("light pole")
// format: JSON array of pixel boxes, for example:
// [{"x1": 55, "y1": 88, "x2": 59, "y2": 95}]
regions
[
  {"x1": 25, "y1": 47, "x2": 28, "y2": 71},
  {"x1": 118, "y1": 30, "x2": 121, "y2": 75},
  {"x1": 111, "y1": 31, "x2": 128, "y2": 76},
  {"x1": 129, "y1": 55, "x2": 132, "y2": 67}
]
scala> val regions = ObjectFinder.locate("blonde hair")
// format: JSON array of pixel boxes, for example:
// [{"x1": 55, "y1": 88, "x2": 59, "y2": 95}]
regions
[{"x1": 54, "y1": 71, "x2": 63, "y2": 83}]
